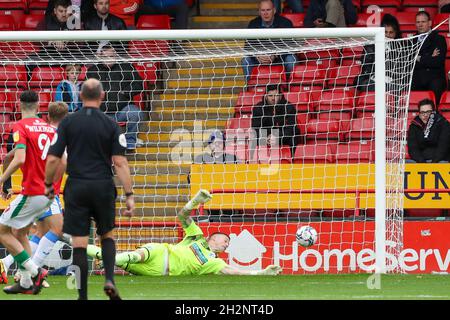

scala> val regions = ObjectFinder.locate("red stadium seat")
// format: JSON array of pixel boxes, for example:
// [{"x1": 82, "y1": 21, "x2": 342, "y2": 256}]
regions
[
  {"x1": 335, "y1": 140, "x2": 375, "y2": 163},
  {"x1": 293, "y1": 144, "x2": 335, "y2": 163},
  {"x1": 248, "y1": 64, "x2": 286, "y2": 87},
  {"x1": 434, "y1": 13, "x2": 450, "y2": 33},
  {"x1": 284, "y1": 90, "x2": 313, "y2": 112},
  {"x1": 365, "y1": 6, "x2": 397, "y2": 15},
  {"x1": 250, "y1": 146, "x2": 292, "y2": 164},
  {"x1": 28, "y1": 0, "x2": 50, "y2": 10},
  {"x1": 0, "y1": 10, "x2": 24, "y2": 27},
  {"x1": 351, "y1": 13, "x2": 371, "y2": 27},
  {"x1": 37, "y1": 90, "x2": 52, "y2": 113},
  {"x1": 403, "y1": 7, "x2": 438, "y2": 20},
  {"x1": 0, "y1": 14, "x2": 15, "y2": 30},
  {"x1": 133, "y1": 62, "x2": 159, "y2": 90},
  {"x1": 29, "y1": 66, "x2": 64, "y2": 89},
  {"x1": 226, "y1": 117, "x2": 251, "y2": 130},
  {"x1": 128, "y1": 40, "x2": 170, "y2": 58},
  {"x1": 0, "y1": 0, "x2": 27, "y2": 11},
  {"x1": 395, "y1": 12, "x2": 419, "y2": 32},
  {"x1": 313, "y1": 88, "x2": 356, "y2": 113},
  {"x1": 329, "y1": 62, "x2": 361, "y2": 87},
  {"x1": 235, "y1": 91, "x2": 264, "y2": 116},
  {"x1": 0, "y1": 65, "x2": 27, "y2": 89},
  {"x1": 0, "y1": 41, "x2": 38, "y2": 59},
  {"x1": 441, "y1": 110, "x2": 450, "y2": 121},
  {"x1": 304, "y1": 118, "x2": 342, "y2": 142},
  {"x1": 355, "y1": 91, "x2": 375, "y2": 117},
  {"x1": 136, "y1": 15, "x2": 171, "y2": 29},
  {"x1": 290, "y1": 63, "x2": 327, "y2": 87},
  {"x1": 408, "y1": 91, "x2": 436, "y2": 111},
  {"x1": 19, "y1": 14, "x2": 44, "y2": 30},
  {"x1": 439, "y1": 91, "x2": 450, "y2": 111},
  {"x1": 361, "y1": 0, "x2": 401, "y2": 9},
  {"x1": 347, "y1": 116, "x2": 374, "y2": 141},
  {"x1": 281, "y1": 13, "x2": 305, "y2": 28}
]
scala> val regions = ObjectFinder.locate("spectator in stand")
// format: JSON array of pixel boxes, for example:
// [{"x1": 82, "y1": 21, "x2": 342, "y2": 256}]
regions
[
  {"x1": 194, "y1": 130, "x2": 240, "y2": 164},
  {"x1": 303, "y1": 0, "x2": 357, "y2": 28},
  {"x1": 83, "y1": 0, "x2": 128, "y2": 53},
  {"x1": 110, "y1": 0, "x2": 141, "y2": 28},
  {"x1": 354, "y1": 14, "x2": 402, "y2": 92},
  {"x1": 242, "y1": 0, "x2": 297, "y2": 85},
  {"x1": 83, "y1": 0, "x2": 127, "y2": 30},
  {"x1": 45, "y1": 0, "x2": 83, "y2": 30},
  {"x1": 40, "y1": 0, "x2": 72, "y2": 30},
  {"x1": 136, "y1": 0, "x2": 189, "y2": 29},
  {"x1": 55, "y1": 64, "x2": 83, "y2": 112},
  {"x1": 407, "y1": 99, "x2": 450, "y2": 163},
  {"x1": 439, "y1": 0, "x2": 450, "y2": 13},
  {"x1": 251, "y1": 84, "x2": 301, "y2": 158},
  {"x1": 411, "y1": 11, "x2": 447, "y2": 105},
  {"x1": 273, "y1": 0, "x2": 304, "y2": 13},
  {"x1": 86, "y1": 44, "x2": 145, "y2": 151}
]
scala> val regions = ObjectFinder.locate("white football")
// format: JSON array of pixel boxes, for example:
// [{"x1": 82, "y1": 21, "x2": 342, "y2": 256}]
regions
[{"x1": 296, "y1": 226, "x2": 318, "y2": 247}]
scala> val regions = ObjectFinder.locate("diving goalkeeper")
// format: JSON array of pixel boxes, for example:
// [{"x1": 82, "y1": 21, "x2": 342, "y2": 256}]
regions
[{"x1": 87, "y1": 190, "x2": 282, "y2": 276}]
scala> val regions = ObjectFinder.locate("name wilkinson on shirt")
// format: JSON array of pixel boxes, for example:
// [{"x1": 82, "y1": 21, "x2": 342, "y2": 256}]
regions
[{"x1": 25, "y1": 125, "x2": 55, "y2": 133}]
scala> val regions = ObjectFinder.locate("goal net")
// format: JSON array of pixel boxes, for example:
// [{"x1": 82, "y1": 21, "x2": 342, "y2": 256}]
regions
[{"x1": 0, "y1": 28, "x2": 422, "y2": 275}]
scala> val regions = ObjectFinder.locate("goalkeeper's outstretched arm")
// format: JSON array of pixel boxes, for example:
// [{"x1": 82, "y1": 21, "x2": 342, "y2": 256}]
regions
[
  {"x1": 220, "y1": 264, "x2": 282, "y2": 276},
  {"x1": 178, "y1": 189, "x2": 212, "y2": 228}
]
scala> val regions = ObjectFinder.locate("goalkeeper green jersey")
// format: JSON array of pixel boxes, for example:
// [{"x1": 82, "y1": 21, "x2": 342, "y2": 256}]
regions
[{"x1": 167, "y1": 221, "x2": 227, "y2": 275}]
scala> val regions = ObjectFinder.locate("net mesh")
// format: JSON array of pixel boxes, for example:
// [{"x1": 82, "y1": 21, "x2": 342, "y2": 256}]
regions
[{"x1": 0, "y1": 31, "x2": 423, "y2": 274}]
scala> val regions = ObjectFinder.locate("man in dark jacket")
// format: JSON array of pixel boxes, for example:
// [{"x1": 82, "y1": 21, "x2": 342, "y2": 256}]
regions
[
  {"x1": 251, "y1": 84, "x2": 301, "y2": 157},
  {"x1": 303, "y1": 0, "x2": 357, "y2": 28},
  {"x1": 407, "y1": 99, "x2": 450, "y2": 163},
  {"x1": 411, "y1": 11, "x2": 447, "y2": 104},
  {"x1": 86, "y1": 44, "x2": 145, "y2": 150},
  {"x1": 83, "y1": 0, "x2": 128, "y2": 53},
  {"x1": 242, "y1": 0, "x2": 297, "y2": 85}
]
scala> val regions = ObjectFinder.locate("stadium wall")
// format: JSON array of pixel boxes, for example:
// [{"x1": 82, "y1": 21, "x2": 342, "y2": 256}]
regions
[{"x1": 204, "y1": 221, "x2": 450, "y2": 274}]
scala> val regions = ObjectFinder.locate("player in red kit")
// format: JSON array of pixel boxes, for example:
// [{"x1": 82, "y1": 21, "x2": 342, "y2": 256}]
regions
[{"x1": 0, "y1": 91, "x2": 52, "y2": 294}]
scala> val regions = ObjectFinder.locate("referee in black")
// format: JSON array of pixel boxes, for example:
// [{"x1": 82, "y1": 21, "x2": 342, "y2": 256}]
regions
[{"x1": 44, "y1": 78, "x2": 135, "y2": 300}]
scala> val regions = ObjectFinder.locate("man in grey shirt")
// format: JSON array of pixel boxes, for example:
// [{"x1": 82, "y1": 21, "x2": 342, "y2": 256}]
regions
[{"x1": 194, "y1": 130, "x2": 240, "y2": 164}]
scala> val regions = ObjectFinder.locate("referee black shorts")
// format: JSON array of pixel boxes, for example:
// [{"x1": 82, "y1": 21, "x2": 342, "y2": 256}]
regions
[{"x1": 63, "y1": 177, "x2": 117, "y2": 237}]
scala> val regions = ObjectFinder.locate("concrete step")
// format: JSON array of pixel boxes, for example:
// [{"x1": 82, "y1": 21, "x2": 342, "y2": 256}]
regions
[
  {"x1": 117, "y1": 185, "x2": 189, "y2": 196},
  {"x1": 147, "y1": 120, "x2": 228, "y2": 132},
  {"x1": 166, "y1": 79, "x2": 245, "y2": 89},
  {"x1": 117, "y1": 206, "x2": 182, "y2": 217},
  {"x1": 190, "y1": 16, "x2": 251, "y2": 29},
  {"x1": 118, "y1": 194, "x2": 190, "y2": 203},
  {"x1": 150, "y1": 107, "x2": 233, "y2": 121},
  {"x1": 175, "y1": 57, "x2": 242, "y2": 69},
  {"x1": 140, "y1": 132, "x2": 217, "y2": 143},
  {"x1": 130, "y1": 163, "x2": 191, "y2": 175},
  {"x1": 174, "y1": 66, "x2": 243, "y2": 78},
  {"x1": 200, "y1": 3, "x2": 257, "y2": 16},
  {"x1": 151, "y1": 93, "x2": 237, "y2": 108}
]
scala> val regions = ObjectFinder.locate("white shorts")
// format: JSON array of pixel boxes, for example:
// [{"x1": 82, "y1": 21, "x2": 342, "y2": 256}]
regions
[
  {"x1": 0, "y1": 195, "x2": 53, "y2": 229},
  {"x1": 38, "y1": 195, "x2": 63, "y2": 221}
]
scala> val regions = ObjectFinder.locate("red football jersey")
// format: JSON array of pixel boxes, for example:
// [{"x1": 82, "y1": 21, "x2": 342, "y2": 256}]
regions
[{"x1": 13, "y1": 117, "x2": 57, "y2": 196}]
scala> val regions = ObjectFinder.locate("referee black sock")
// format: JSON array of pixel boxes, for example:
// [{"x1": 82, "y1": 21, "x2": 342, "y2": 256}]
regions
[
  {"x1": 101, "y1": 238, "x2": 116, "y2": 284},
  {"x1": 72, "y1": 247, "x2": 88, "y2": 300}
]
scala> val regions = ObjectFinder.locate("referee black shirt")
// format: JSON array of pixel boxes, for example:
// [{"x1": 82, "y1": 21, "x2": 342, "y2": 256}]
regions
[{"x1": 48, "y1": 106, "x2": 127, "y2": 179}]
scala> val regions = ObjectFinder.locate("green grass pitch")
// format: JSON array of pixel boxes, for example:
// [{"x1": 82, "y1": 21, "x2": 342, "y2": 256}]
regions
[{"x1": 1, "y1": 274, "x2": 450, "y2": 300}]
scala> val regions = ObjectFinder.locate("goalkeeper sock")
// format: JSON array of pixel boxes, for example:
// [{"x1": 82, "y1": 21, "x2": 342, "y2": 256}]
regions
[
  {"x1": 87, "y1": 244, "x2": 102, "y2": 259},
  {"x1": 101, "y1": 238, "x2": 116, "y2": 284},
  {"x1": 32, "y1": 231, "x2": 58, "y2": 267},
  {"x1": 115, "y1": 252, "x2": 141, "y2": 267},
  {"x1": 72, "y1": 247, "x2": 88, "y2": 300}
]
